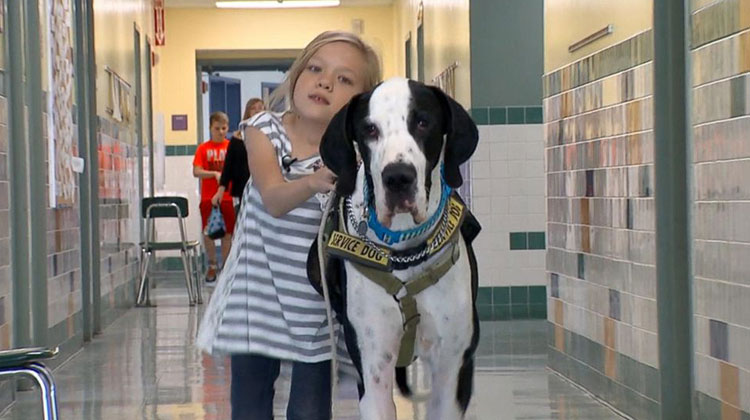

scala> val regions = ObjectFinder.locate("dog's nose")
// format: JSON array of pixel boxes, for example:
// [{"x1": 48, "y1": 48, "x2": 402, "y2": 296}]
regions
[{"x1": 382, "y1": 163, "x2": 417, "y2": 193}]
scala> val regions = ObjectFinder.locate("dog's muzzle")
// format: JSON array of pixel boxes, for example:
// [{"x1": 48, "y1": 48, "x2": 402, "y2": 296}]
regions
[{"x1": 382, "y1": 162, "x2": 418, "y2": 213}]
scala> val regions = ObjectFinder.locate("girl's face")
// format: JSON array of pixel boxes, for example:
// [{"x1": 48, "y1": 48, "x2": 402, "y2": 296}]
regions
[
  {"x1": 248, "y1": 101, "x2": 264, "y2": 117},
  {"x1": 292, "y1": 42, "x2": 368, "y2": 125}
]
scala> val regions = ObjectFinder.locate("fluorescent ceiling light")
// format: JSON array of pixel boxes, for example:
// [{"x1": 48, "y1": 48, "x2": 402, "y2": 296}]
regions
[{"x1": 216, "y1": 0, "x2": 340, "y2": 8}]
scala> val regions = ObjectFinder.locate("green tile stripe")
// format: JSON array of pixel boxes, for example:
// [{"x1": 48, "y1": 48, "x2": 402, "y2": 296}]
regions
[
  {"x1": 548, "y1": 323, "x2": 661, "y2": 420},
  {"x1": 156, "y1": 256, "x2": 195, "y2": 271},
  {"x1": 509, "y1": 231, "x2": 546, "y2": 250},
  {"x1": 470, "y1": 106, "x2": 543, "y2": 125},
  {"x1": 159, "y1": 258, "x2": 548, "y2": 321},
  {"x1": 166, "y1": 145, "x2": 198, "y2": 156},
  {"x1": 477, "y1": 286, "x2": 547, "y2": 321},
  {"x1": 696, "y1": 390, "x2": 750, "y2": 420}
]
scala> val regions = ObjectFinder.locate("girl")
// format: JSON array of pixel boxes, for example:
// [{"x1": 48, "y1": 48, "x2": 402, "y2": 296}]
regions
[
  {"x1": 197, "y1": 31, "x2": 381, "y2": 420},
  {"x1": 211, "y1": 98, "x2": 265, "y2": 213}
]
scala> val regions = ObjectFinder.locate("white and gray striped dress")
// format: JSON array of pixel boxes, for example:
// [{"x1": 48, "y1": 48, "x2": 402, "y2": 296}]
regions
[{"x1": 197, "y1": 111, "x2": 338, "y2": 363}]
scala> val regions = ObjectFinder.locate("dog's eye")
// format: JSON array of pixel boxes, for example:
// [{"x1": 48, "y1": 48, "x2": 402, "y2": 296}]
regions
[
  {"x1": 365, "y1": 124, "x2": 379, "y2": 138},
  {"x1": 416, "y1": 118, "x2": 429, "y2": 130}
]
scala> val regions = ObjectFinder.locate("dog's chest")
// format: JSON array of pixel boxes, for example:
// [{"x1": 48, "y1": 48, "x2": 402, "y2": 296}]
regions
[{"x1": 343, "y1": 243, "x2": 473, "y2": 360}]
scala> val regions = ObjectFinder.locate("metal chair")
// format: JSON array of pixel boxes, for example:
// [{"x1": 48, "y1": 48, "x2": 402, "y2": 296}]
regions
[
  {"x1": 0, "y1": 347, "x2": 59, "y2": 420},
  {"x1": 136, "y1": 196, "x2": 203, "y2": 306}
]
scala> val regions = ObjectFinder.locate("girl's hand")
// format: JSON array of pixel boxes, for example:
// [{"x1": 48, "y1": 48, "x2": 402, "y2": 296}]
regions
[
  {"x1": 211, "y1": 191, "x2": 222, "y2": 207},
  {"x1": 307, "y1": 166, "x2": 336, "y2": 193}
]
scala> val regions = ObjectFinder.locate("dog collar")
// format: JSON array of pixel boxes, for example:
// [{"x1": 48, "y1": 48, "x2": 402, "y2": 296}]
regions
[{"x1": 363, "y1": 174, "x2": 452, "y2": 246}]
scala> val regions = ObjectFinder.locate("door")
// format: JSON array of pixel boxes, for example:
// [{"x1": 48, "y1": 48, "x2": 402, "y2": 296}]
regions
[{"x1": 208, "y1": 75, "x2": 241, "y2": 133}]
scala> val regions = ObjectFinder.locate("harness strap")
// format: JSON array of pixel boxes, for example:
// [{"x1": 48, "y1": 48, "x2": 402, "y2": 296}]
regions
[{"x1": 351, "y1": 237, "x2": 461, "y2": 367}]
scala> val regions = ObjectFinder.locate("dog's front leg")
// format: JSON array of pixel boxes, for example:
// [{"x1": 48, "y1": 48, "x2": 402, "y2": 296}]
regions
[{"x1": 347, "y1": 271, "x2": 403, "y2": 420}]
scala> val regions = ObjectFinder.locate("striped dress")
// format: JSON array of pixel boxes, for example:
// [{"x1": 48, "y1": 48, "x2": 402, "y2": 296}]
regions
[{"x1": 197, "y1": 111, "x2": 338, "y2": 363}]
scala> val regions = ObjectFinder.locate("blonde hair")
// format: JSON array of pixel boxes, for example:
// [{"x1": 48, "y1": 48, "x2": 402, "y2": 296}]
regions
[
  {"x1": 242, "y1": 97, "x2": 264, "y2": 120},
  {"x1": 269, "y1": 31, "x2": 381, "y2": 113}
]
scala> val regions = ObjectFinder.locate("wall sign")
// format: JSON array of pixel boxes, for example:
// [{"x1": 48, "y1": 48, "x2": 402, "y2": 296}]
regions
[
  {"x1": 172, "y1": 115, "x2": 188, "y2": 131},
  {"x1": 154, "y1": 0, "x2": 165, "y2": 46}
]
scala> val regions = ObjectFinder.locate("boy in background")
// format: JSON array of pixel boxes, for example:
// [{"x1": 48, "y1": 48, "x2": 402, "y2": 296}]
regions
[{"x1": 193, "y1": 111, "x2": 235, "y2": 282}]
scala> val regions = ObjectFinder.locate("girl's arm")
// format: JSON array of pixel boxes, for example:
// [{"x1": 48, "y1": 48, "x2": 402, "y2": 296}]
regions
[
  {"x1": 219, "y1": 137, "x2": 243, "y2": 188},
  {"x1": 246, "y1": 126, "x2": 335, "y2": 218}
]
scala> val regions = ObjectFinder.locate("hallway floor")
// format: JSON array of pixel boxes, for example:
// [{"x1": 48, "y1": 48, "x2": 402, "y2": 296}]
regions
[{"x1": 0, "y1": 278, "x2": 624, "y2": 420}]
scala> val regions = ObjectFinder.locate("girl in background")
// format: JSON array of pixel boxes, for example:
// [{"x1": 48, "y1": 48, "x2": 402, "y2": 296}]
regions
[{"x1": 212, "y1": 98, "x2": 265, "y2": 213}]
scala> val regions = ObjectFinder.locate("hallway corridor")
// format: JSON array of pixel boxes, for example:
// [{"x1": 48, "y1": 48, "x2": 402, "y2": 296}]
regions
[{"x1": 0, "y1": 279, "x2": 622, "y2": 420}]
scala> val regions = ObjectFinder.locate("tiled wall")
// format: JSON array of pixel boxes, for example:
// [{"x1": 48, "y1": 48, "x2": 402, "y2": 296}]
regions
[
  {"x1": 0, "y1": 85, "x2": 9, "y2": 351},
  {"x1": 161, "y1": 154, "x2": 202, "y2": 253},
  {"x1": 471, "y1": 124, "x2": 546, "y2": 287},
  {"x1": 543, "y1": 30, "x2": 660, "y2": 420},
  {"x1": 98, "y1": 118, "x2": 140, "y2": 324},
  {"x1": 691, "y1": 0, "x2": 750, "y2": 417},
  {"x1": 46, "y1": 203, "x2": 83, "y2": 349},
  {"x1": 45, "y1": 111, "x2": 84, "y2": 352},
  {"x1": 544, "y1": 1, "x2": 750, "y2": 417}
]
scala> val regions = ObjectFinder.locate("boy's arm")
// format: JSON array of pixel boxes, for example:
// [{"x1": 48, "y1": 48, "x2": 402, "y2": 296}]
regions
[
  {"x1": 193, "y1": 165, "x2": 221, "y2": 181},
  {"x1": 192, "y1": 146, "x2": 221, "y2": 180},
  {"x1": 246, "y1": 126, "x2": 334, "y2": 218}
]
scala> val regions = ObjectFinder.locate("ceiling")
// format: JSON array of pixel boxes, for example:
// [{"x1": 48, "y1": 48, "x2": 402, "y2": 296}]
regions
[{"x1": 167, "y1": 0, "x2": 393, "y2": 8}]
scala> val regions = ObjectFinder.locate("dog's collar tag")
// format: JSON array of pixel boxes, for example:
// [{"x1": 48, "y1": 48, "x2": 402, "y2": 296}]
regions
[
  {"x1": 326, "y1": 231, "x2": 393, "y2": 271},
  {"x1": 356, "y1": 220, "x2": 368, "y2": 236}
]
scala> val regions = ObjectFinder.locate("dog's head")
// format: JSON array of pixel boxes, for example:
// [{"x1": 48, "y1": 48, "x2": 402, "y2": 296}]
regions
[{"x1": 320, "y1": 77, "x2": 478, "y2": 228}]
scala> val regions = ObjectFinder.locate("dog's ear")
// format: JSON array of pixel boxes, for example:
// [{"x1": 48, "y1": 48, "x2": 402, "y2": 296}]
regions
[
  {"x1": 320, "y1": 94, "x2": 361, "y2": 196},
  {"x1": 428, "y1": 86, "x2": 479, "y2": 189}
]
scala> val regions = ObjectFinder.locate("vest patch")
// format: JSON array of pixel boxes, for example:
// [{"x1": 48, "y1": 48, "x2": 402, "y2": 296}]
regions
[
  {"x1": 426, "y1": 196, "x2": 465, "y2": 252},
  {"x1": 327, "y1": 231, "x2": 393, "y2": 271}
]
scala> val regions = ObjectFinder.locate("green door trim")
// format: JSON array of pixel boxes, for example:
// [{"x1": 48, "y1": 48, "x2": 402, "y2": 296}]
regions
[
  {"x1": 6, "y1": 0, "x2": 32, "y2": 349},
  {"x1": 653, "y1": 1, "x2": 695, "y2": 418},
  {"x1": 25, "y1": 0, "x2": 50, "y2": 348},
  {"x1": 84, "y1": 0, "x2": 102, "y2": 334},
  {"x1": 134, "y1": 25, "x2": 144, "y2": 242},
  {"x1": 146, "y1": 38, "x2": 155, "y2": 198},
  {"x1": 74, "y1": 0, "x2": 94, "y2": 342}
]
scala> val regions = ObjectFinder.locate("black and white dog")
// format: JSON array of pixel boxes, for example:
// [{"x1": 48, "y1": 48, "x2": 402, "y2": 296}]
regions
[{"x1": 309, "y1": 77, "x2": 480, "y2": 420}]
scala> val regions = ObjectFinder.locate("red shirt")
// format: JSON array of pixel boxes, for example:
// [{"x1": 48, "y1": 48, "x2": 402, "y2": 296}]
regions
[{"x1": 193, "y1": 139, "x2": 232, "y2": 202}]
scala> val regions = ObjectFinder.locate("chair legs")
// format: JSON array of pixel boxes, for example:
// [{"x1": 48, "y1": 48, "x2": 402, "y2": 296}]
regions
[
  {"x1": 137, "y1": 247, "x2": 203, "y2": 307},
  {"x1": 0, "y1": 364, "x2": 59, "y2": 420},
  {"x1": 29, "y1": 363, "x2": 59, "y2": 420},
  {"x1": 190, "y1": 248, "x2": 203, "y2": 304},
  {"x1": 180, "y1": 250, "x2": 196, "y2": 306},
  {"x1": 136, "y1": 250, "x2": 152, "y2": 306}
]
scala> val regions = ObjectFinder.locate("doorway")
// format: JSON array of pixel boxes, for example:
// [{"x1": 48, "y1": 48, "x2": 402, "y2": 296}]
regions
[{"x1": 208, "y1": 75, "x2": 242, "y2": 132}]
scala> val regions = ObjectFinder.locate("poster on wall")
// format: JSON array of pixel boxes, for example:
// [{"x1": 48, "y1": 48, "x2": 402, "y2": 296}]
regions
[{"x1": 47, "y1": 0, "x2": 77, "y2": 207}]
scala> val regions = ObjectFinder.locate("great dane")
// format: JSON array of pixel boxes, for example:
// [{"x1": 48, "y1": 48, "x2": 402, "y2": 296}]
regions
[{"x1": 309, "y1": 77, "x2": 481, "y2": 420}]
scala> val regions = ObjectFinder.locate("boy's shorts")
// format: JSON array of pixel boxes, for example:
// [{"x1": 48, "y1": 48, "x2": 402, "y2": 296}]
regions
[{"x1": 199, "y1": 200, "x2": 236, "y2": 236}]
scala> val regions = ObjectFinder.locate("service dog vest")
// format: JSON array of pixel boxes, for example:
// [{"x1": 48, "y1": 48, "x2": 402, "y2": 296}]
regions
[{"x1": 323, "y1": 193, "x2": 467, "y2": 367}]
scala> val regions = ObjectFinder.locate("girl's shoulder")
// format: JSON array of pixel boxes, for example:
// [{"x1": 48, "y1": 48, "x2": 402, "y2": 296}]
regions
[
  {"x1": 248, "y1": 111, "x2": 285, "y2": 131},
  {"x1": 244, "y1": 111, "x2": 292, "y2": 156}
]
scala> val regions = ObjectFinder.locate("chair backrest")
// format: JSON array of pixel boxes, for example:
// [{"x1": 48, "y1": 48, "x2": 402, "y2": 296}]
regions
[{"x1": 142, "y1": 196, "x2": 189, "y2": 219}]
